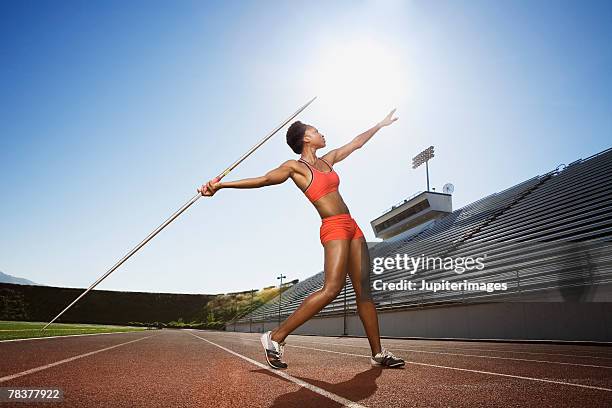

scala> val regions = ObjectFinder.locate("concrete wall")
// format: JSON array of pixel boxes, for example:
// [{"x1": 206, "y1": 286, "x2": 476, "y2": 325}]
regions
[{"x1": 230, "y1": 302, "x2": 612, "y2": 342}]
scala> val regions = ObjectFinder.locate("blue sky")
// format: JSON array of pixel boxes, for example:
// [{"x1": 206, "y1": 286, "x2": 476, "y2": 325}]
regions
[{"x1": 1, "y1": 0, "x2": 611, "y2": 294}]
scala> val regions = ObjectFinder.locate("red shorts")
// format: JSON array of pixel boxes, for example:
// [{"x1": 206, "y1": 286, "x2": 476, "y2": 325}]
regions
[{"x1": 319, "y1": 213, "x2": 365, "y2": 245}]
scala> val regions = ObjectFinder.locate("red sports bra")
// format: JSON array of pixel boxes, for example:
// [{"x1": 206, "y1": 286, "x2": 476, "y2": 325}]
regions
[{"x1": 298, "y1": 157, "x2": 340, "y2": 202}]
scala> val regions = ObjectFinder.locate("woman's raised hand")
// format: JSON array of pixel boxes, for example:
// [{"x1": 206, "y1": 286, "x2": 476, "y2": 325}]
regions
[{"x1": 378, "y1": 108, "x2": 399, "y2": 127}]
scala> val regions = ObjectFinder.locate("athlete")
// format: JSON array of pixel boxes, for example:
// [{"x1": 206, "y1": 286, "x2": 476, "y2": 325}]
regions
[{"x1": 198, "y1": 108, "x2": 405, "y2": 369}]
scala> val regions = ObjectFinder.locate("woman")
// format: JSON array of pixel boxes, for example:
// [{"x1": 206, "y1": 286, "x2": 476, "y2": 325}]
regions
[{"x1": 198, "y1": 108, "x2": 405, "y2": 369}]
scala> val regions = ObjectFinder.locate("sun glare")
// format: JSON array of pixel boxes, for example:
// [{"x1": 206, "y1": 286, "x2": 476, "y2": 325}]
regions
[{"x1": 307, "y1": 37, "x2": 408, "y2": 119}]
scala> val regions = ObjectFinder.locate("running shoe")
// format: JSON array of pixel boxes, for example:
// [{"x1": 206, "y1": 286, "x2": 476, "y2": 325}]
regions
[
  {"x1": 370, "y1": 348, "x2": 405, "y2": 368},
  {"x1": 260, "y1": 331, "x2": 287, "y2": 369}
]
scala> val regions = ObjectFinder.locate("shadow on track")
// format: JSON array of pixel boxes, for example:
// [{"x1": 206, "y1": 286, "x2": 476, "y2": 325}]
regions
[{"x1": 252, "y1": 366, "x2": 385, "y2": 407}]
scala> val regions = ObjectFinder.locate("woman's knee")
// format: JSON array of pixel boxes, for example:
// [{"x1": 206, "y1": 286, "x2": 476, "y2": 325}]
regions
[{"x1": 321, "y1": 283, "x2": 344, "y2": 300}]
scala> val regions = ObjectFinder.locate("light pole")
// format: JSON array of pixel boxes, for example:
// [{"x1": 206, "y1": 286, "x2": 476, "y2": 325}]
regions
[
  {"x1": 277, "y1": 274, "x2": 286, "y2": 326},
  {"x1": 249, "y1": 289, "x2": 255, "y2": 333},
  {"x1": 262, "y1": 308, "x2": 266, "y2": 333},
  {"x1": 233, "y1": 296, "x2": 238, "y2": 332},
  {"x1": 343, "y1": 276, "x2": 348, "y2": 336},
  {"x1": 412, "y1": 146, "x2": 435, "y2": 191}
]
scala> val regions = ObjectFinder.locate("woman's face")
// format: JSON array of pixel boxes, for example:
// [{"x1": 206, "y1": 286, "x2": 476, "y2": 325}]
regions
[{"x1": 305, "y1": 125, "x2": 326, "y2": 149}]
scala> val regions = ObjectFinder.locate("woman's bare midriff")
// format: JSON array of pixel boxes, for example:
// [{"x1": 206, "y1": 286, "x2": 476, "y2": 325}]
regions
[{"x1": 311, "y1": 191, "x2": 350, "y2": 219}]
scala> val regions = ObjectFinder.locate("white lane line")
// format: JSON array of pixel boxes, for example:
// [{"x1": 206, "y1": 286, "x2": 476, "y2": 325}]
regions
[
  {"x1": 406, "y1": 347, "x2": 612, "y2": 361},
  {"x1": 207, "y1": 332, "x2": 612, "y2": 393},
  {"x1": 186, "y1": 331, "x2": 368, "y2": 408},
  {"x1": 0, "y1": 333, "x2": 157, "y2": 383},
  {"x1": 0, "y1": 330, "x2": 153, "y2": 343},
  {"x1": 228, "y1": 332, "x2": 612, "y2": 361},
  {"x1": 280, "y1": 338, "x2": 612, "y2": 369},
  {"x1": 397, "y1": 349, "x2": 612, "y2": 369},
  {"x1": 345, "y1": 338, "x2": 612, "y2": 360},
  {"x1": 371, "y1": 340, "x2": 612, "y2": 360},
  {"x1": 0, "y1": 329, "x2": 103, "y2": 331}
]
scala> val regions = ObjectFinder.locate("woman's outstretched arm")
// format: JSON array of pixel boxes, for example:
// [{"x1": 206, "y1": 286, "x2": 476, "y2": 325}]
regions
[
  {"x1": 198, "y1": 160, "x2": 294, "y2": 196},
  {"x1": 322, "y1": 108, "x2": 399, "y2": 166}
]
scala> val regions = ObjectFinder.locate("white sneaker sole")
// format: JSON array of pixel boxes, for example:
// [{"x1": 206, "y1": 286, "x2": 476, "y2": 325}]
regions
[{"x1": 371, "y1": 358, "x2": 405, "y2": 367}]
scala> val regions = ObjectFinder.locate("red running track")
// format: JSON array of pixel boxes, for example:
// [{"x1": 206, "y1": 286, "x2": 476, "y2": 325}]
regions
[{"x1": 1, "y1": 329, "x2": 611, "y2": 407}]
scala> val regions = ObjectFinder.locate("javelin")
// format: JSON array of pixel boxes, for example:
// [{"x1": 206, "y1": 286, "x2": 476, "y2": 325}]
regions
[{"x1": 42, "y1": 96, "x2": 317, "y2": 331}]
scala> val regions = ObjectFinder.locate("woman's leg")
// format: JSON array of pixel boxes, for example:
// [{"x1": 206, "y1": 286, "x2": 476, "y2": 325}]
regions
[
  {"x1": 347, "y1": 236, "x2": 382, "y2": 356},
  {"x1": 270, "y1": 239, "x2": 350, "y2": 344}
]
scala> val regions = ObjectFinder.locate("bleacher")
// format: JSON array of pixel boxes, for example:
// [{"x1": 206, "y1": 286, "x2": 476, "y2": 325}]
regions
[{"x1": 236, "y1": 147, "x2": 612, "y2": 325}]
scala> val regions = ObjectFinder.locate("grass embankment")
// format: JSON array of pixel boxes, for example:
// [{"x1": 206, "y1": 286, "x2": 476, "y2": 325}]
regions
[
  {"x1": 0, "y1": 320, "x2": 149, "y2": 341},
  {"x1": 166, "y1": 284, "x2": 294, "y2": 329}
]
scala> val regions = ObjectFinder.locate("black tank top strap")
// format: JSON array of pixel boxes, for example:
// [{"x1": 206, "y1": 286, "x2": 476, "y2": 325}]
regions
[
  {"x1": 298, "y1": 158, "x2": 314, "y2": 191},
  {"x1": 298, "y1": 158, "x2": 315, "y2": 169},
  {"x1": 299, "y1": 157, "x2": 332, "y2": 171}
]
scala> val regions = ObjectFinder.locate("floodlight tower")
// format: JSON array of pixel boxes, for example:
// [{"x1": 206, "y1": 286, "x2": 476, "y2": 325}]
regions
[
  {"x1": 412, "y1": 146, "x2": 435, "y2": 191},
  {"x1": 276, "y1": 274, "x2": 286, "y2": 325}
]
